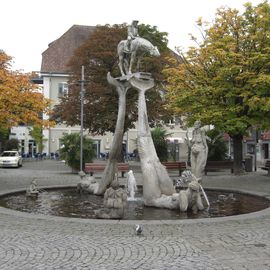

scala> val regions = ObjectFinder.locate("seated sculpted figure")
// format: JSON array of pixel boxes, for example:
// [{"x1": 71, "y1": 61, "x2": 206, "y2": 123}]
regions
[
  {"x1": 124, "y1": 20, "x2": 139, "y2": 53},
  {"x1": 26, "y1": 179, "x2": 39, "y2": 197},
  {"x1": 95, "y1": 179, "x2": 128, "y2": 219},
  {"x1": 77, "y1": 175, "x2": 99, "y2": 194},
  {"x1": 179, "y1": 180, "x2": 204, "y2": 213},
  {"x1": 117, "y1": 20, "x2": 160, "y2": 76}
]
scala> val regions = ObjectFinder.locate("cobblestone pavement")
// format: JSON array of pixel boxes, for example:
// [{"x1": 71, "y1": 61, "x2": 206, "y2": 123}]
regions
[{"x1": 0, "y1": 160, "x2": 270, "y2": 270}]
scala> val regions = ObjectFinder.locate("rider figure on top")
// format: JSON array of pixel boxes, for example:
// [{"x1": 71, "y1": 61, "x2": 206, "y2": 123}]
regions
[{"x1": 124, "y1": 20, "x2": 139, "y2": 53}]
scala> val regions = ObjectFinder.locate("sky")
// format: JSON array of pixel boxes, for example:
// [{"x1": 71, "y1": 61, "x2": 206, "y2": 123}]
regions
[{"x1": 0, "y1": 0, "x2": 263, "y2": 73}]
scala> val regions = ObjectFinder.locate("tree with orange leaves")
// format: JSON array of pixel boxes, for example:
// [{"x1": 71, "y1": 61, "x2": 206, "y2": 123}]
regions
[{"x1": 0, "y1": 50, "x2": 54, "y2": 129}]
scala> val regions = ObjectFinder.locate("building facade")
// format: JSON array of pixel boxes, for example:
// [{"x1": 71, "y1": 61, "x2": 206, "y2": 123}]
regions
[{"x1": 9, "y1": 126, "x2": 36, "y2": 157}]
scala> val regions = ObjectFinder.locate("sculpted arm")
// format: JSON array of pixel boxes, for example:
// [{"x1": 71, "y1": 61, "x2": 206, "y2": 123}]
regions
[
  {"x1": 201, "y1": 129, "x2": 208, "y2": 149},
  {"x1": 185, "y1": 130, "x2": 192, "y2": 147}
]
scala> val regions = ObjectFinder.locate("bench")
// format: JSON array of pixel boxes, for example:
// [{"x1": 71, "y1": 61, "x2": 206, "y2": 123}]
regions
[
  {"x1": 205, "y1": 160, "x2": 234, "y2": 175},
  {"x1": 260, "y1": 160, "x2": 270, "y2": 176},
  {"x1": 161, "y1": 161, "x2": 187, "y2": 176},
  {"x1": 84, "y1": 163, "x2": 129, "y2": 177}
]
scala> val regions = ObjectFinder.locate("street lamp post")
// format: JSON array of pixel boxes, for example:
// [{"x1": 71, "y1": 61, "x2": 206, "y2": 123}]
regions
[{"x1": 79, "y1": 66, "x2": 85, "y2": 178}]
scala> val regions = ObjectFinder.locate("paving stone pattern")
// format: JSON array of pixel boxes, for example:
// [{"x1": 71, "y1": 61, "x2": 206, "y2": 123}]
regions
[{"x1": 0, "y1": 160, "x2": 270, "y2": 270}]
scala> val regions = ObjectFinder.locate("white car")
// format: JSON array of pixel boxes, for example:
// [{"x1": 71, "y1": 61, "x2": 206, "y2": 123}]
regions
[{"x1": 0, "y1": 151, "x2": 23, "y2": 168}]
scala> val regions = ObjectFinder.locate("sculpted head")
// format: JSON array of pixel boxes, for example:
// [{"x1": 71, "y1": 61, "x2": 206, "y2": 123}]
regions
[
  {"x1": 150, "y1": 46, "x2": 160, "y2": 57},
  {"x1": 132, "y1": 20, "x2": 139, "y2": 26},
  {"x1": 194, "y1": 120, "x2": 201, "y2": 129}
]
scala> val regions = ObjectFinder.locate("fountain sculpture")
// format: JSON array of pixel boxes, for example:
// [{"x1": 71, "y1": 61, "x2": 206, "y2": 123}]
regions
[
  {"x1": 2, "y1": 22, "x2": 270, "y2": 221},
  {"x1": 80, "y1": 20, "x2": 208, "y2": 213}
]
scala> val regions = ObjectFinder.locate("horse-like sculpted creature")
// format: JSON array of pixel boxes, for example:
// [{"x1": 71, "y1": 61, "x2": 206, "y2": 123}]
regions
[{"x1": 117, "y1": 37, "x2": 160, "y2": 76}]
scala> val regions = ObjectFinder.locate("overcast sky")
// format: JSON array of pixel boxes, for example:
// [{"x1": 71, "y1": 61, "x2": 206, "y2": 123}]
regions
[{"x1": 0, "y1": 0, "x2": 263, "y2": 72}]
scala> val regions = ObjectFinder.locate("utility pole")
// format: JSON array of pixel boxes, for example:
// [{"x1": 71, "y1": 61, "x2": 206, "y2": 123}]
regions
[
  {"x1": 79, "y1": 66, "x2": 85, "y2": 176},
  {"x1": 254, "y1": 129, "x2": 258, "y2": 172}
]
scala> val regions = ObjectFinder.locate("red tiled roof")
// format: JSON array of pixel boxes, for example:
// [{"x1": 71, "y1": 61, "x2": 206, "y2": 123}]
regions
[
  {"x1": 41, "y1": 25, "x2": 95, "y2": 73},
  {"x1": 262, "y1": 131, "x2": 270, "y2": 140}
]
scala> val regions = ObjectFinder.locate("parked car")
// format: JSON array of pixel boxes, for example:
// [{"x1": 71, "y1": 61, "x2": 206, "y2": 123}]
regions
[{"x1": 0, "y1": 151, "x2": 23, "y2": 168}]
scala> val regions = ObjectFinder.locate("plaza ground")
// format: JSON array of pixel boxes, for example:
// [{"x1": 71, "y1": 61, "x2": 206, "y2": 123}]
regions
[{"x1": 0, "y1": 160, "x2": 270, "y2": 270}]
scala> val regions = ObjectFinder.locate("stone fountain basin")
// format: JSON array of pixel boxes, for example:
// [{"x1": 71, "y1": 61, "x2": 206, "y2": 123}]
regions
[{"x1": 0, "y1": 185, "x2": 270, "y2": 221}]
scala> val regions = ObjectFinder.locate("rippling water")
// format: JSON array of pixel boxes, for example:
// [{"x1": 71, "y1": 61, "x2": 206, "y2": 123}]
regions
[{"x1": 0, "y1": 188, "x2": 269, "y2": 220}]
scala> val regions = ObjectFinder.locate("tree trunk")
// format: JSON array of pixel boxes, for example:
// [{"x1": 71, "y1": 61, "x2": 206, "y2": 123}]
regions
[
  {"x1": 95, "y1": 73, "x2": 129, "y2": 195},
  {"x1": 232, "y1": 134, "x2": 244, "y2": 175},
  {"x1": 130, "y1": 74, "x2": 176, "y2": 207}
]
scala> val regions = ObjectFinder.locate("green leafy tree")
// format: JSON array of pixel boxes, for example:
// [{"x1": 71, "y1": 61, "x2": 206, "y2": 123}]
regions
[
  {"x1": 5, "y1": 139, "x2": 19, "y2": 151},
  {"x1": 29, "y1": 126, "x2": 46, "y2": 153},
  {"x1": 52, "y1": 23, "x2": 172, "y2": 134},
  {"x1": 164, "y1": 2, "x2": 270, "y2": 174},
  {"x1": 206, "y1": 129, "x2": 228, "y2": 161},
  {"x1": 59, "y1": 133, "x2": 95, "y2": 171},
  {"x1": 151, "y1": 127, "x2": 171, "y2": 161},
  {"x1": 0, "y1": 128, "x2": 9, "y2": 152}
]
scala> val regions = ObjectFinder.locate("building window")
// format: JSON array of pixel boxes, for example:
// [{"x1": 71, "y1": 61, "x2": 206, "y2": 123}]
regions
[
  {"x1": 58, "y1": 82, "x2": 68, "y2": 98},
  {"x1": 247, "y1": 144, "x2": 255, "y2": 154},
  {"x1": 165, "y1": 117, "x2": 176, "y2": 129}
]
